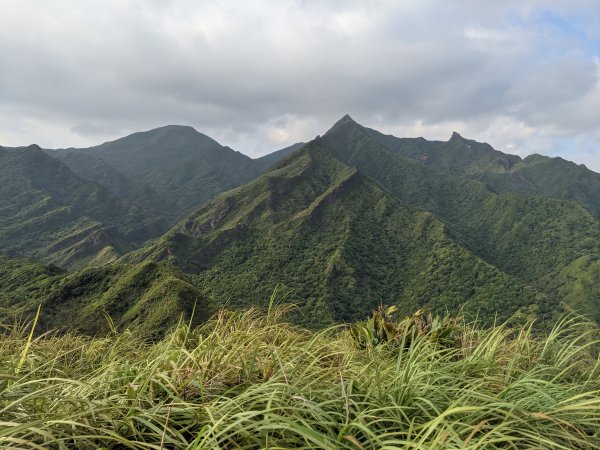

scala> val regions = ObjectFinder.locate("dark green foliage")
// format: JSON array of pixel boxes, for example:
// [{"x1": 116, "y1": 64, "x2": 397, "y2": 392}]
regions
[
  {"x1": 477, "y1": 154, "x2": 600, "y2": 217},
  {"x1": 317, "y1": 116, "x2": 600, "y2": 310},
  {"x1": 366, "y1": 127, "x2": 521, "y2": 177},
  {"x1": 3, "y1": 116, "x2": 600, "y2": 332},
  {"x1": 455, "y1": 193, "x2": 600, "y2": 281},
  {"x1": 350, "y1": 305, "x2": 463, "y2": 349},
  {"x1": 0, "y1": 255, "x2": 63, "y2": 310},
  {"x1": 125, "y1": 145, "x2": 555, "y2": 327},
  {"x1": 0, "y1": 145, "x2": 168, "y2": 268},
  {"x1": 39, "y1": 260, "x2": 211, "y2": 337},
  {"x1": 2, "y1": 128, "x2": 302, "y2": 269},
  {"x1": 52, "y1": 125, "x2": 268, "y2": 218},
  {"x1": 544, "y1": 255, "x2": 600, "y2": 324},
  {"x1": 48, "y1": 150, "x2": 169, "y2": 217},
  {"x1": 49, "y1": 127, "x2": 307, "y2": 222},
  {"x1": 0, "y1": 255, "x2": 209, "y2": 338},
  {"x1": 366, "y1": 123, "x2": 600, "y2": 217}
]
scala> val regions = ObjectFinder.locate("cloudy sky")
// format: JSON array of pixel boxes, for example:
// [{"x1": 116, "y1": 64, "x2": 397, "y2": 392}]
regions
[{"x1": 2, "y1": 1, "x2": 600, "y2": 170}]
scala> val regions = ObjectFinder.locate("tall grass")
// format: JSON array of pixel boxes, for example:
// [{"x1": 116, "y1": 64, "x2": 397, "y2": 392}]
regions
[{"x1": 1, "y1": 307, "x2": 599, "y2": 449}]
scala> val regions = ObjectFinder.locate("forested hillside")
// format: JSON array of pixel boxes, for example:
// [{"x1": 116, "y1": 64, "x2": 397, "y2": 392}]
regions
[
  {"x1": 0, "y1": 145, "x2": 167, "y2": 269},
  {"x1": 365, "y1": 123, "x2": 600, "y2": 217},
  {"x1": 123, "y1": 145, "x2": 554, "y2": 327},
  {"x1": 2, "y1": 116, "x2": 599, "y2": 331},
  {"x1": 50, "y1": 125, "x2": 274, "y2": 218}
]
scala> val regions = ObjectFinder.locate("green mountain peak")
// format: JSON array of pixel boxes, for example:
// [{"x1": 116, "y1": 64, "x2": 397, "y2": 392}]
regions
[
  {"x1": 121, "y1": 140, "x2": 553, "y2": 327},
  {"x1": 2, "y1": 118, "x2": 600, "y2": 333}
]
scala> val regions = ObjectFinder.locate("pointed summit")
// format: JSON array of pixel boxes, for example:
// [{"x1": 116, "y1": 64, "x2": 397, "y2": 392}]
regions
[
  {"x1": 329, "y1": 114, "x2": 359, "y2": 129},
  {"x1": 122, "y1": 128, "x2": 548, "y2": 327},
  {"x1": 325, "y1": 115, "x2": 365, "y2": 139},
  {"x1": 450, "y1": 131, "x2": 462, "y2": 141},
  {"x1": 339, "y1": 113, "x2": 358, "y2": 124}
]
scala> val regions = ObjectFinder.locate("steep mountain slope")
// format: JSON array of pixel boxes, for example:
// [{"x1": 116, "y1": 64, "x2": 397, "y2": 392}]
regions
[
  {"x1": 477, "y1": 154, "x2": 600, "y2": 217},
  {"x1": 365, "y1": 128, "x2": 520, "y2": 177},
  {"x1": 0, "y1": 254, "x2": 209, "y2": 337},
  {"x1": 318, "y1": 116, "x2": 600, "y2": 286},
  {"x1": 0, "y1": 145, "x2": 167, "y2": 269},
  {"x1": 317, "y1": 116, "x2": 482, "y2": 218},
  {"x1": 254, "y1": 141, "x2": 306, "y2": 172},
  {"x1": 0, "y1": 255, "x2": 63, "y2": 311},
  {"x1": 3, "y1": 118, "x2": 599, "y2": 332},
  {"x1": 544, "y1": 255, "x2": 600, "y2": 324},
  {"x1": 48, "y1": 150, "x2": 168, "y2": 217},
  {"x1": 366, "y1": 125, "x2": 600, "y2": 217},
  {"x1": 51, "y1": 126, "x2": 263, "y2": 217},
  {"x1": 124, "y1": 145, "x2": 552, "y2": 327},
  {"x1": 39, "y1": 260, "x2": 210, "y2": 337},
  {"x1": 48, "y1": 129, "x2": 306, "y2": 221}
]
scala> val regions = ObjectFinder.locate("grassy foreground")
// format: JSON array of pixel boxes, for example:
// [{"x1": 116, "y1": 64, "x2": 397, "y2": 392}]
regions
[{"x1": 1, "y1": 307, "x2": 600, "y2": 449}]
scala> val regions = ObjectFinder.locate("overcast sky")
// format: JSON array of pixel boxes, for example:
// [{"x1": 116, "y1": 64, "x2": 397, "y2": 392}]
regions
[{"x1": 1, "y1": 1, "x2": 600, "y2": 170}]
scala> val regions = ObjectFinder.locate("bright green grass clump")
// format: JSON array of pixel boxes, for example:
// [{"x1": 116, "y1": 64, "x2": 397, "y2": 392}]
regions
[{"x1": 1, "y1": 307, "x2": 599, "y2": 449}]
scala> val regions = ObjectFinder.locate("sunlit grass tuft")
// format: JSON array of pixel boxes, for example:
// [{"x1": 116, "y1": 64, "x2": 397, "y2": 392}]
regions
[{"x1": 1, "y1": 306, "x2": 599, "y2": 449}]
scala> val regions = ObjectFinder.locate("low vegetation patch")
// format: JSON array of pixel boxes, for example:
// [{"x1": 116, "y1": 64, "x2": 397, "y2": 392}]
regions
[{"x1": 1, "y1": 307, "x2": 599, "y2": 449}]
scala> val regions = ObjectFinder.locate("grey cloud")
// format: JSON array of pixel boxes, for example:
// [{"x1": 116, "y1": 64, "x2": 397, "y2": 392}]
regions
[
  {"x1": 0, "y1": 0, "x2": 599, "y2": 169},
  {"x1": 71, "y1": 122, "x2": 124, "y2": 137}
]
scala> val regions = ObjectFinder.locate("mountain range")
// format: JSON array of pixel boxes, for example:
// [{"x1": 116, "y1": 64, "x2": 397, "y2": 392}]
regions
[
  {"x1": 50, "y1": 126, "x2": 305, "y2": 220},
  {"x1": 2, "y1": 115, "x2": 599, "y2": 333}
]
